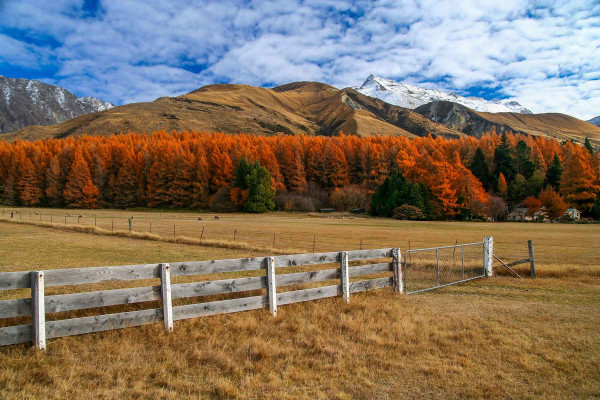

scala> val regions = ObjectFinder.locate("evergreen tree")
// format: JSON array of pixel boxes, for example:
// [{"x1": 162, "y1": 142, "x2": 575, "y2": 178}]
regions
[
  {"x1": 545, "y1": 154, "x2": 562, "y2": 190},
  {"x1": 232, "y1": 158, "x2": 275, "y2": 213},
  {"x1": 593, "y1": 195, "x2": 600, "y2": 220},
  {"x1": 515, "y1": 140, "x2": 536, "y2": 179},
  {"x1": 469, "y1": 147, "x2": 491, "y2": 189},
  {"x1": 494, "y1": 133, "x2": 517, "y2": 182},
  {"x1": 526, "y1": 169, "x2": 545, "y2": 197},
  {"x1": 370, "y1": 171, "x2": 433, "y2": 219},
  {"x1": 584, "y1": 137, "x2": 594, "y2": 155}
]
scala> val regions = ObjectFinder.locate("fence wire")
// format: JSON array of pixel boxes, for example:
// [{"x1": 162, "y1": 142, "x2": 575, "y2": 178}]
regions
[{"x1": 404, "y1": 242, "x2": 484, "y2": 294}]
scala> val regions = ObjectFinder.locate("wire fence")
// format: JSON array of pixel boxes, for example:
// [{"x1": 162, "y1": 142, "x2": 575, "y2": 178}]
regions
[
  {"x1": 404, "y1": 242, "x2": 485, "y2": 294},
  {"x1": 0, "y1": 209, "x2": 386, "y2": 253}
]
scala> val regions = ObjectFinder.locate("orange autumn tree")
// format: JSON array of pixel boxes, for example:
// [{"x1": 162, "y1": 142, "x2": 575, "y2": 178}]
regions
[
  {"x1": 0, "y1": 130, "x2": 597, "y2": 219},
  {"x1": 560, "y1": 149, "x2": 600, "y2": 211},
  {"x1": 63, "y1": 150, "x2": 99, "y2": 208}
]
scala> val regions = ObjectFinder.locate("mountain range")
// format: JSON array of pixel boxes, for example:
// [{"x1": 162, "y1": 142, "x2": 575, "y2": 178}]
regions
[
  {"x1": 588, "y1": 116, "x2": 600, "y2": 127},
  {"x1": 0, "y1": 76, "x2": 113, "y2": 134},
  {"x1": 2, "y1": 76, "x2": 599, "y2": 146}
]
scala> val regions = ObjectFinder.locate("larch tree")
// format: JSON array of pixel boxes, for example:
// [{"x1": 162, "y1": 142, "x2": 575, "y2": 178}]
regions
[
  {"x1": 63, "y1": 151, "x2": 99, "y2": 208},
  {"x1": 560, "y1": 150, "x2": 600, "y2": 212}
]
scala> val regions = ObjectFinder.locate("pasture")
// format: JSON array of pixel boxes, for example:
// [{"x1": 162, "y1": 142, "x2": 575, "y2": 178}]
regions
[{"x1": 0, "y1": 210, "x2": 598, "y2": 399}]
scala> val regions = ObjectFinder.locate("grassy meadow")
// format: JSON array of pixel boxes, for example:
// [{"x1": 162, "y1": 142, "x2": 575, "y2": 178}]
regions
[{"x1": 0, "y1": 209, "x2": 598, "y2": 399}]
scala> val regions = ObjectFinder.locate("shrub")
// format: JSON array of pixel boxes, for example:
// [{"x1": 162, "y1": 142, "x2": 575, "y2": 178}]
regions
[
  {"x1": 392, "y1": 205, "x2": 425, "y2": 220},
  {"x1": 209, "y1": 187, "x2": 236, "y2": 212},
  {"x1": 329, "y1": 185, "x2": 369, "y2": 212}
]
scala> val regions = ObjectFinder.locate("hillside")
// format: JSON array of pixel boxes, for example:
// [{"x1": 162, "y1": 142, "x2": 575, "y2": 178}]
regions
[
  {"x1": 7, "y1": 82, "x2": 463, "y2": 141},
  {"x1": 415, "y1": 101, "x2": 600, "y2": 145},
  {"x1": 0, "y1": 76, "x2": 113, "y2": 133},
  {"x1": 6, "y1": 81, "x2": 600, "y2": 145}
]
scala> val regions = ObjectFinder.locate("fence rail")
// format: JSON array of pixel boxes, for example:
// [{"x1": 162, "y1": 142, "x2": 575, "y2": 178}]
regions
[{"x1": 0, "y1": 248, "x2": 400, "y2": 348}]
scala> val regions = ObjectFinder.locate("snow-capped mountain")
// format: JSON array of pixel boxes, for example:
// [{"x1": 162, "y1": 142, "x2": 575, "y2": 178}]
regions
[
  {"x1": 0, "y1": 76, "x2": 113, "y2": 134},
  {"x1": 588, "y1": 116, "x2": 600, "y2": 127},
  {"x1": 355, "y1": 74, "x2": 532, "y2": 114}
]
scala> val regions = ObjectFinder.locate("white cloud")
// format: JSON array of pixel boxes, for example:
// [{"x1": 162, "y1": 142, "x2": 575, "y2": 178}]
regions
[{"x1": 0, "y1": 0, "x2": 598, "y2": 119}]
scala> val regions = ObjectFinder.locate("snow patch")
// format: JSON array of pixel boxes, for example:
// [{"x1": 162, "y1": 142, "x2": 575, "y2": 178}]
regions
[{"x1": 355, "y1": 75, "x2": 532, "y2": 114}]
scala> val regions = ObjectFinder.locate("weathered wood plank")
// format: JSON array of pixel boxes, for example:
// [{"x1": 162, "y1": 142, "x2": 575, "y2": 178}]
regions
[
  {"x1": 277, "y1": 284, "x2": 341, "y2": 306},
  {"x1": 172, "y1": 276, "x2": 265, "y2": 299},
  {"x1": 170, "y1": 257, "x2": 265, "y2": 276},
  {"x1": 0, "y1": 286, "x2": 161, "y2": 319},
  {"x1": 0, "y1": 271, "x2": 31, "y2": 290},
  {"x1": 32, "y1": 271, "x2": 45, "y2": 350},
  {"x1": 46, "y1": 308, "x2": 162, "y2": 339},
  {"x1": 44, "y1": 264, "x2": 160, "y2": 287},
  {"x1": 340, "y1": 252, "x2": 350, "y2": 303},
  {"x1": 0, "y1": 324, "x2": 31, "y2": 346},
  {"x1": 350, "y1": 277, "x2": 394, "y2": 293},
  {"x1": 347, "y1": 248, "x2": 393, "y2": 261},
  {"x1": 277, "y1": 268, "x2": 338, "y2": 286},
  {"x1": 161, "y1": 264, "x2": 173, "y2": 332},
  {"x1": 172, "y1": 295, "x2": 267, "y2": 321},
  {"x1": 349, "y1": 263, "x2": 392, "y2": 277}
]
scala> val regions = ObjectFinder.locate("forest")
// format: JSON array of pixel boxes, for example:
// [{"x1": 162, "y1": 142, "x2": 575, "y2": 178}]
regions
[{"x1": 0, "y1": 130, "x2": 598, "y2": 220}]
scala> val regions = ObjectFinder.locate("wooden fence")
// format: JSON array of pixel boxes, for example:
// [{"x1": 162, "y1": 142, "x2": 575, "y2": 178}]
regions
[{"x1": 0, "y1": 248, "x2": 403, "y2": 349}]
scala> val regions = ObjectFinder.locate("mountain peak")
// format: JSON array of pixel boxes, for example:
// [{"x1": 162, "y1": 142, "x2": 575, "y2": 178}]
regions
[
  {"x1": 588, "y1": 116, "x2": 600, "y2": 126},
  {"x1": 0, "y1": 76, "x2": 114, "y2": 133},
  {"x1": 355, "y1": 75, "x2": 532, "y2": 114}
]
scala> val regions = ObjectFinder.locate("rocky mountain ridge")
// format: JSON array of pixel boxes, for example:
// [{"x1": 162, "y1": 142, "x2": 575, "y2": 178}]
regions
[{"x1": 0, "y1": 76, "x2": 113, "y2": 133}]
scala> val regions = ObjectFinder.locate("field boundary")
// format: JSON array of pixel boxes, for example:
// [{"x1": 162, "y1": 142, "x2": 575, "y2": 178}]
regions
[
  {"x1": 0, "y1": 217, "x2": 304, "y2": 255},
  {"x1": 0, "y1": 247, "x2": 404, "y2": 349}
]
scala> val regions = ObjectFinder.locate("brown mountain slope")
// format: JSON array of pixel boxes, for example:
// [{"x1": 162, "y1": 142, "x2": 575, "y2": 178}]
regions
[
  {"x1": 415, "y1": 101, "x2": 600, "y2": 145},
  {"x1": 7, "y1": 82, "x2": 462, "y2": 141}
]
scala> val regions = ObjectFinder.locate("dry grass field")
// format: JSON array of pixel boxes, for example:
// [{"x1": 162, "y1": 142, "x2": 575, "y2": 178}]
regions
[{"x1": 0, "y1": 210, "x2": 598, "y2": 399}]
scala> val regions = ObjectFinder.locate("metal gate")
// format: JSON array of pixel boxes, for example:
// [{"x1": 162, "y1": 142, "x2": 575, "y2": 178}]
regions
[{"x1": 403, "y1": 242, "x2": 486, "y2": 294}]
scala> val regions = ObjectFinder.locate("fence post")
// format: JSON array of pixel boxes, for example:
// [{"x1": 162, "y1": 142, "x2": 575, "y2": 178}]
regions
[
  {"x1": 528, "y1": 240, "x2": 536, "y2": 278},
  {"x1": 31, "y1": 271, "x2": 46, "y2": 350},
  {"x1": 160, "y1": 263, "x2": 173, "y2": 332},
  {"x1": 484, "y1": 236, "x2": 494, "y2": 277},
  {"x1": 266, "y1": 257, "x2": 277, "y2": 316},
  {"x1": 435, "y1": 249, "x2": 440, "y2": 286},
  {"x1": 392, "y1": 248, "x2": 403, "y2": 294},
  {"x1": 340, "y1": 251, "x2": 350, "y2": 302}
]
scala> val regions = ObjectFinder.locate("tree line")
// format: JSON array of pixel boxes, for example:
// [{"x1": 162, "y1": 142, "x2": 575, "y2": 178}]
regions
[{"x1": 0, "y1": 130, "x2": 598, "y2": 220}]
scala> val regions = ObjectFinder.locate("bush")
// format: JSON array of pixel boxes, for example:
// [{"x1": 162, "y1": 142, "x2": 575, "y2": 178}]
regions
[
  {"x1": 329, "y1": 185, "x2": 369, "y2": 212},
  {"x1": 209, "y1": 187, "x2": 236, "y2": 212},
  {"x1": 392, "y1": 205, "x2": 425, "y2": 220},
  {"x1": 274, "y1": 191, "x2": 318, "y2": 212},
  {"x1": 486, "y1": 196, "x2": 506, "y2": 221}
]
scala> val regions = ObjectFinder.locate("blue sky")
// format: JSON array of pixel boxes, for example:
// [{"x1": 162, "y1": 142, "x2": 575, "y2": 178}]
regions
[{"x1": 1, "y1": 0, "x2": 599, "y2": 119}]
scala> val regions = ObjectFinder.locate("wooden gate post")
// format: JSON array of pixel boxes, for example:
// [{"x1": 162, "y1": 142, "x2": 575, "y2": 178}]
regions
[
  {"x1": 528, "y1": 240, "x2": 536, "y2": 278},
  {"x1": 31, "y1": 271, "x2": 46, "y2": 350},
  {"x1": 160, "y1": 263, "x2": 173, "y2": 332},
  {"x1": 392, "y1": 248, "x2": 403, "y2": 294},
  {"x1": 340, "y1": 251, "x2": 350, "y2": 303},
  {"x1": 266, "y1": 257, "x2": 277, "y2": 316},
  {"x1": 483, "y1": 236, "x2": 494, "y2": 277}
]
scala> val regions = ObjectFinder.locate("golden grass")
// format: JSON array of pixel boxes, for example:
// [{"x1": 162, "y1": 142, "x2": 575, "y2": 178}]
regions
[{"x1": 0, "y1": 213, "x2": 598, "y2": 399}]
